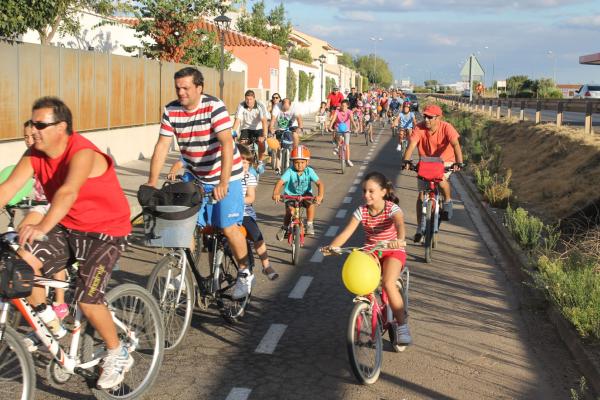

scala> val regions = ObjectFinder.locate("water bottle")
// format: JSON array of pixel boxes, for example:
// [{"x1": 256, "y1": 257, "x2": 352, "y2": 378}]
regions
[{"x1": 35, "y1": 303, "x2": 67, "y2": 339}]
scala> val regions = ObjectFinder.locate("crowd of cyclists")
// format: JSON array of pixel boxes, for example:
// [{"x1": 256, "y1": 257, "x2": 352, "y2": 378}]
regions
[{"x1": 0, "y1": 65, "x2": 464, "y2": 396}]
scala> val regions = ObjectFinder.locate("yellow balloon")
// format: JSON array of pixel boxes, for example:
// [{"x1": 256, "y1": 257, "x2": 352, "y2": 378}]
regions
[{"x1": 342, "y1": 250, "x2": 381, "y2": 295}]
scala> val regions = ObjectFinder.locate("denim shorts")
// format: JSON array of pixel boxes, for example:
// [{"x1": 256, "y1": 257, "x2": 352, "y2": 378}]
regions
[{"x1": 196, "y1": 179, "x2": 244, "y2": 229}]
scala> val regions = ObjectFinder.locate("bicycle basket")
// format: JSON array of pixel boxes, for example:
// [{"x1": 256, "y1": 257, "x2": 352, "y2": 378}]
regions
[
  {"x1": 0, "y1": 254, "x2": 34, "y2": 299},
  {"x1": 143, "y1": 204, "x2": 200, "y2": 248},
  {"x1": 281, "y1": 130, "x2": 294, "y2": 149},
  {"x1": 417, "y1": 160, "x2": 445, "y2": 182}
]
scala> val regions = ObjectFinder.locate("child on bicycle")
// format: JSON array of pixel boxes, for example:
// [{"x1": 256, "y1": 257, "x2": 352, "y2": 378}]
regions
[
  {"x1": 238, "y1": 145, "x2": 278, "y2": 280},
  {"x1": 317, "y1": 101, "x2": 328, "y2": 133},
  {"x1": 329, "y1": 100, "x2": 358, "y2": 167},
  {"x1": 272, "y1": 145, "x2": 324, "y2": 238},
  {"x1": 322, "y1": 171, "x2": 411, "y2": 345},
  {"x1": 393, "y1": 101, "x2": 416, "y2": 152}
]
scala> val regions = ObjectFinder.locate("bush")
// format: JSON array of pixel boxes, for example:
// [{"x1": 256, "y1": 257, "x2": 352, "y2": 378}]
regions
[
  {"x1": 307, "y1": 73, "x2": 315, "y2": 99},
  {"x1": 505, "y1": 206, "x2": 544, "y2": 250},
  {"x1": 286, "y1": 68, "x2": 297, "y2": 101},
  {"x1": 483, "y1": 169, "x2": 512, "y2": 208},
  {"x1": 298, "y1": 71, "x2": 309, "y2": 101},
  {"x1": 499, "y1": 93, "x2": 508, "y2": 98},
  {"x1": 515, "y1": 90, "x2": 534, "y2": 98},
  {"x1": 474, "y1": 166, "x2": 493, "y2": 192}
]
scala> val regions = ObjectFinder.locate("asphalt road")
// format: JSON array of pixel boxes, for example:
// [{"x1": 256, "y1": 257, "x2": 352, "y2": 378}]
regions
[{"x1": 26, "y1": 125, "x2": 585, "y2": 399}]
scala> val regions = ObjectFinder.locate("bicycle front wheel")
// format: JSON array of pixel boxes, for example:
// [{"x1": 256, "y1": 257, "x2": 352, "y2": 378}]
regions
[
  {"x1": 216, "y1": 248, "x2": 251, "y2": 323},
  {"x1": 347, "y1": 301, "x2": 382, "y2": 385},
  {"x1": 291, "y1": 225, "x2": 300, "y2": 265},
  {"x1": 340, "y1": 143, "x2": 346, "y2": 174},
  {"x1": 0, "y1": 326, "x2": 36, "y2": 400},
  {"x1": 83, "y1": 284, "x2": 164, "y2": 400},
  {"x1": 424, "y1": 200, "x2": 434, "y2": 263},
  {"x1": 147, "y1": 251, "x2": 196, "y2": 351}
]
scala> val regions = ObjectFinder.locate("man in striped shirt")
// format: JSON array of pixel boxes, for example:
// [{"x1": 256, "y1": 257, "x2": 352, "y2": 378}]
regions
[{"x1": 147, "y1": 67, "x2": 252, "y2": 299}]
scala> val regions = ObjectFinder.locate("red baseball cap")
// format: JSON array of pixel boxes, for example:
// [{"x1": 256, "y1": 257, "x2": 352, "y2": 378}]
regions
[{"x1": 423, "y1": 104, "x2": 443, "y2": 117}]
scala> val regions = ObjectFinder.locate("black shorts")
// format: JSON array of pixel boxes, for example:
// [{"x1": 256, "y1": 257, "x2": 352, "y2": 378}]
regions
[
  {"x1": 24, "y1": 225, "x2": 125, "y2": 304},
  {"x1": 242, "y1": 216, "x2": 264, "y2": 243},
  {"x1": 239, "y1": 129, "x2": 262, "y2": 142}
]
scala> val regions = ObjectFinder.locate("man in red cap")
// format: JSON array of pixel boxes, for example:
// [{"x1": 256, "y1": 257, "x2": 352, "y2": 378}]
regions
[{"x1": 402, "y1": 104, "x2": 464, "y2": 243}]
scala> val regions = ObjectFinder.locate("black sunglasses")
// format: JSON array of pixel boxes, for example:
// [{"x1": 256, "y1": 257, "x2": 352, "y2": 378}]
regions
[
  {"x1": 423, "y1": 115, "x2": 437, "y2": 120},
  {"x1": 29, "y1": 120, "x2": 62, "y2": 130}
]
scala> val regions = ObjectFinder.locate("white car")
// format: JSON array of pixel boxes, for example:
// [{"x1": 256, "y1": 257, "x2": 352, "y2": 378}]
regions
[{"x1": 573, "y1": 84, "x2": 600, "y2": 99}]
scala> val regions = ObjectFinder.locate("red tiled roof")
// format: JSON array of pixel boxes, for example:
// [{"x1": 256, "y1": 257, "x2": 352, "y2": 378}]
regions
[{"x1": 114, "y1": 17, "x2": 280, "y2": 50}]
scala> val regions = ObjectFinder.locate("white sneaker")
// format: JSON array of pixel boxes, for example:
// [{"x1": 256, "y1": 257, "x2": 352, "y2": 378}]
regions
[
  {"x1": 232, "y1": 270, "x2": 254, "y2": 300},
  {"x1": 305, "y1": 222, "x2": 315, "y2": 236},
  {"x1": 23, "y1": 333, "x2": 40, "y2": 352},
  {"x1": 396, "y1": 144, "x2": 402, "y2": 152},
  {"x1": 346, "y1": 160, "x2": 354, "y2": 167},
  {"x1": 97, "y1": 347, "x2": 134, "y2": 389},
  {"x1": 394, "y1": 323, "x2": 412, "y2": 345},
  {"x1": 332, "y1": 148, "x2": 338, "y2": 155}
]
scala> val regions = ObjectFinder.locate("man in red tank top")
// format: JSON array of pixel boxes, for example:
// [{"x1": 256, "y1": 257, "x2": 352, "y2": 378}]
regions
[{"x1": 0, "y1": 97, "x2": 133, "y2": 390}]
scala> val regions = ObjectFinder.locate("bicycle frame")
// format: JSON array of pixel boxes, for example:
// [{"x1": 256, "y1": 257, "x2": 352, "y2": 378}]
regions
[
  {"x1": 419, "y1": 181, "x2": 442, "y2": 236},
  {"x1": 281, "y1": 195, "x2": 314, "y2": 247}
]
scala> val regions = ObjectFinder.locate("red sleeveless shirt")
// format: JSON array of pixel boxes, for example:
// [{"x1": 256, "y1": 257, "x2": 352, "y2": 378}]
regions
[{"x1": 29, "y1": 133, "x2": 131, "y2": 237}]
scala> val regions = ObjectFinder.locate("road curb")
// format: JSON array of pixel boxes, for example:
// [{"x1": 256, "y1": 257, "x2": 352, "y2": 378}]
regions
[{"x1": 457, "y1": 172, "x2": 600, "y2": 396}]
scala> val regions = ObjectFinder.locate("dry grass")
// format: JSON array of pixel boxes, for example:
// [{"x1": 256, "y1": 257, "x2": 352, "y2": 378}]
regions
[{"x1": 484, "y1": 121, "x2": 600, "y2": 223}]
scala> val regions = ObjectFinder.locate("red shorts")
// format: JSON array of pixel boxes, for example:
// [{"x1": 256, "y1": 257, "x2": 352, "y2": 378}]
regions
[{"x1": 376, "y1": 249, "x2": 406, "y2": 267}]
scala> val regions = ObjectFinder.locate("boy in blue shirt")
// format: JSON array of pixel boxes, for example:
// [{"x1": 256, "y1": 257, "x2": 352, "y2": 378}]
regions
[{"x1": 272, "y1": 145, "x2": 324, "y2": 238}]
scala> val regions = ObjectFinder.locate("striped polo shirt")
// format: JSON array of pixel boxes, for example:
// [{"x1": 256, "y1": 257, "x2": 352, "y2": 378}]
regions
[
  {"x1": 353, "y1": 201, "x2": 402, "y2": 246},
  {"x1": 159, "y1": 95, "x2": 243, "y2": 184}
]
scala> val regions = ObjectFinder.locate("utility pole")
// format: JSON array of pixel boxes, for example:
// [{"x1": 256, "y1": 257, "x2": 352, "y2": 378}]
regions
[{"x1": 468, "y1": 54, "x2": 474, "y2": 102}]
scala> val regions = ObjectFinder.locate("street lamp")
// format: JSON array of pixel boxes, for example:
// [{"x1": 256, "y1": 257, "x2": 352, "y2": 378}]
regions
[
  {"x1": 214, "y1": 11, "x2": 231, "y2": 100},
  {"x1": 370, "y1": 37, "x2": 382, "y2": 86},
  {"x1": 547, "y1": 50, "x2": 557, "y2": 83},
  {"x1": 318, "y1": 54, "x2": 326, "y2": 103}
]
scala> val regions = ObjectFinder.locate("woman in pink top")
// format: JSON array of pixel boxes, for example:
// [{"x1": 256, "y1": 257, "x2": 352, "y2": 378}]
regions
[
  {"x1": 323, "y1": 171, "x2": 412, "y2": 345},
  {"x1": 328, "y1": 100, "x2": 358, "y2": 167}
]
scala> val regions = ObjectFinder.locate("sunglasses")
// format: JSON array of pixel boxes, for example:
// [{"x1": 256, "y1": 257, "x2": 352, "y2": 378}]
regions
[
  {"x1": 423, "y1": 115, "x2": 437, "y2": 120},
  {"x1": 272, "y1": 96, "x2": 280, "y2": 100},
  {"x1": 29, "y1": 120, "x2": 62, "y2": 130}
]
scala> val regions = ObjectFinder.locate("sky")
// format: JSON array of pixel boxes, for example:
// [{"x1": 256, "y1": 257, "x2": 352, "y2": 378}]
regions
[{"x1": 260, "y1": 0, "x2": 600, "y2": 86}]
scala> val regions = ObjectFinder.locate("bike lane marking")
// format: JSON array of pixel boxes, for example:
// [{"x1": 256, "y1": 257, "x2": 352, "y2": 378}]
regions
[
  {"x1": 288, "y1": 276, "x2": 314, "y2": 299},
  {"x1": 325, "y1": 226, "x2": 339, "y2": 237},
  {"x1": 310, "y1": 249, "x2": 324, "y2": 263},
  {"x1": 335, "y1": 209, "x2": 347, "y2": 219},
  {"x1": 359, "y1": 165, "x2": 367, "y2": 171},
  {"x1": 343, "y1": 196, "x2": 352, "y2": 203},
  {"x1": 225, "y1": 388, "x2": 252, "y2": 400},
  {"x1": 353, "y1": 178, "x2": 361, "y2": 185},
  {"x1": 356, "y1": 171, "x2": 364, "y2": 178},
  {"x1": 348, "y1": 186, "x2": 357, "y2": 193},
  {"x1": 255, "y1": 324, "x2": 287, "y2": 354}
]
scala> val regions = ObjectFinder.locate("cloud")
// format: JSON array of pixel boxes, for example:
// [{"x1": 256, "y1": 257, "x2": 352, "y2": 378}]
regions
[
  {"x1": 339, "y1": 11, "x2": 376, "y2": 22},
  {"x1": 563, "y1": 15, "x2": 600, "y2": 28},
  {"x1": 429, "y1": 33, "x2": 458, "y2": 46}
]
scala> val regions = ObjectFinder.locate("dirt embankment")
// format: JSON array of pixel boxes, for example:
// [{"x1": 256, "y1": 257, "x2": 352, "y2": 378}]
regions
[{"x1": 487, "y1": 121, "x2": 600, "y2": 225}]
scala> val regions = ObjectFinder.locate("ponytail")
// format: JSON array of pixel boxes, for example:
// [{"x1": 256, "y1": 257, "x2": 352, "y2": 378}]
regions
[{"x1": 363, "y1": 171, "x2": 400, "y2": 205}]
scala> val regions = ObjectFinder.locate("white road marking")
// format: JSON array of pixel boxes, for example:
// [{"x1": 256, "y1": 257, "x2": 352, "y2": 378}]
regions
[
  {"x1": 325, "y1": 226, "x2": 339, "y2": 237},
  {"x1": 353, "y1": 178, "x2": 361, "y2": 185},
  {"x1": 255, "y1": 324, "x2": 287, "y2": 354},
  {"x1": 310, "y1": 249, "x2": 324, "y2": 263},
  {"x1": 336, "y1": 209, "x2": 347, "y2": 218},
  {"x1": 357, "y1": 171, "x2": 364, "y2": 178},
  {"x1": 349, "y1": 186, "x2": 357, "y2": 193},
  {"x1": 359, "y1": 165, "x2": 366, "y2": 170},
  {"x1": 288, "y1": 276, "x2": 314, "y2": 299},
  {"x1": 226, "y1": 388, "x2": 252, "y2": 400},
  {"x1": 343, "y1": 196, "x2": 352, "y2": 203}
]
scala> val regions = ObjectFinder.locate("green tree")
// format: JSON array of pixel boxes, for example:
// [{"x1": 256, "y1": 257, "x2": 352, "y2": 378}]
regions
[
  {"x1": 290, "y1": 47, "x2": 312, "y2": 64},
  {"x1": 236, "y1": 0, "x2": 291, "y2": 48},
  {"x1": 354, "y1": 55, "x2": 392, "y2": 87},
  {"x1": 129, "y1": 0, "x2": 229, "y2": 67},
  {"x1": 286, "y1": 67, "x2": 297, "y2": 100},
  {"x1": 424, "y1": 79, "x2": 439, "y2": 88},
  {"x1": 507, "y1": 75, "x2": 529, "y2": 96},
  {"x1": 298, "y1": 70, "x2": 309, "y2": 101},
  {"x1": 0, "y1": 0, "x2": 129, "y2": 44},
  {"x1": 325, "y1": 77, "x2": 336, "y2": 96},
  {"x1": 338, "y1": 52, "x2": 355, "y2": 68},
  {"x1": 535, "y1": 78, "x2": 563, "y2": 99}
]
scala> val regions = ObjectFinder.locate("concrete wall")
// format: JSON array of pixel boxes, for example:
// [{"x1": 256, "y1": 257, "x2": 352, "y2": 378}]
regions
[
  {"x1": 0, "y1": 124, "x2": 160, "y2": 168},
  {"x1": 278, "y1": 58, "x2": 321, "y2": 115},
  {"x1": 227, "y1": 45, "x2": 280, "y2": 91}
]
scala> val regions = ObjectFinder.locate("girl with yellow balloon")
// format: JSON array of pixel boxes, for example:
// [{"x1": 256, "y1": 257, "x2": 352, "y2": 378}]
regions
[{"x1": 321, "y1": 171, "x2": 411, "y2": 345}]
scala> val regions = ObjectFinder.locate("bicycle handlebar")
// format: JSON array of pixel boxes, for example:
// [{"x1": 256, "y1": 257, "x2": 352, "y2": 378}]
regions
[
  {"x1": 5, "y1": 199, "x2": 49, "y2": 209},
  {"x1": 280, "y1": 195, "x2": 316, "y2": 202},
  {"x1": 402, "y1": 160, "x2": 464, "y2": 172},
  {"x1": 320, "y1": 240, "x2": 406, "y2": 256}
]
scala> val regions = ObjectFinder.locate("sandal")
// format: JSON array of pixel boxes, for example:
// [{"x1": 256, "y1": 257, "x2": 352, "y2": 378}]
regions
[{"x1": 262, "y1": 266, "x2": 279, "y2": 281}]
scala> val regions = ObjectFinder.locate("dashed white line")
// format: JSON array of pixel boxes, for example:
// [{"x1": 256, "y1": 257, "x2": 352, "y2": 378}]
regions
[
  {"x1": 336, "y1": 209, "x2": 347, "y2": 218},
  {"x1": 310, "y1": 249, "x2": 324, "y2": 263},
  {"x1": 325, "y1": 226, "x2": 339, "y2": 237},
  {"x1": 255, "y1": 324, "x2": 287, "y2": 354},
  {"x1": 357, "y1": 171, "x2": 364, "y2": 178},
  {"x1": 348, "y1": 186, "x2": 357, "y2": 193},
  {"x1": 359, "y1": 165, "x2": 366, "y2": 171},
  {"x1": 226, "y1": 388, "x2": 252, "y2": 400},
  {"x1": 288, "y1": 276, "x2": 314, "y2": 299},
  {"x1": 353, "y1": 178, "x2": 361, "y2": 185},
  {"x1": 343, "y1": 196, "x2": 352, "y2": 203}
]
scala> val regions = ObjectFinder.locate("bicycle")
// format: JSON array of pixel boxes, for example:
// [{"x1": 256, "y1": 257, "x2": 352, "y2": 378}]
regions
[
  {"x1": 0, "y1": 231, "x2": 164, "y2": 400},
  {"x1": 335, "y1": 130, "x2": 349, "y2": 174},
  {"x1": 404, "y1": 159, "x2": 458, "y2": 263},
  {"x1": 321, "y1": 242, "x2": 410, "y2": 385},
  {"x1": 316, "y1": 115, "x2": 327, "y2": 136},
  {"x1": 279, "y1": 195, "x2": 315, "y2": 265},
  {"x1": 145, "y1": 191, "x2": 253, "y2": 351},
  {"x1": 274, "y1": 129, "x2": 294, "y2": 174}
]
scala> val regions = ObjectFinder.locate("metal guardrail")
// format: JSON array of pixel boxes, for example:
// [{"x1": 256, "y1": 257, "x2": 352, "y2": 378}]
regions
[{"x1": 430, "y1": 94, "x2": 600, "y2": 134}]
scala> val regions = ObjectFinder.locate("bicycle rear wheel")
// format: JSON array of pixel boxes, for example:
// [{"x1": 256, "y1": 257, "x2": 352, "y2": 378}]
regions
[
  {"x1": 340, "y1": 143, "x2": 346, "y2": 174},
  {"x1": 83, "y1": 284, "x2": 164, "y2": 400},
  {"x1": 146, "y1": 251, "x2": 195, "y2": 351},
  {"x1": 347, "y1": 301, "x2": 382, "y2": 385},
  {"x1": 0, "y1": 325, "x2": 36, "y2": 400},
  {"x1": 424, "y1": 200, "x2": 434, "y2": 263},
  {"x1": 215, "y1": 247, "x2": 251, "y2": 323},
  {"x1": 291, "y1": 225, "x2": 300, "y2": 265}
]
